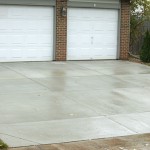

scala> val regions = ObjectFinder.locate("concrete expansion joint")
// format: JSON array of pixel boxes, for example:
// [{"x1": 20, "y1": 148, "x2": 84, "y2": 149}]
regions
[
  {"x1": 0, "y1": 132, "x2": 39, "y2": 145},
  {"x1": 105, "y1": 116, "x2": 139, "y2": 134}
]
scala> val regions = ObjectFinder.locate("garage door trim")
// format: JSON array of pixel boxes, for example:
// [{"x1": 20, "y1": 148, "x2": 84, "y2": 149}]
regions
[
  {"x1": 0, "y1": 0, "x2": 55, "y2": 6},
  {"x1": 68, "y1": 0, "x2": 121, "y2": 9}
]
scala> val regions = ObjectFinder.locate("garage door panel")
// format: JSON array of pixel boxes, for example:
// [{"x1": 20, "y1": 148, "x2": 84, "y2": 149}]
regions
[
  {"x1": 26, "y1": 49, "x2": 40, "y2": 58},
  {"x1": 77, "y1": 35, "x2": 91, "y2": 46},
  {"x1": 93, "y1": 9, "x2": 118, "y2": 19},
  {"x1": 0, "y1": 5, "x2": 53, "y2": 62},
  {"x1": 25, "y1": 48, "x2": 52, "y2": 59},
  {"x1": 0, "y1": 36, "x2": 25, "y2": 47},
  {"x1": 9, "y1": 7, "x2": 53, "y2": 20},
  {"x1": 11, "y1": 49, "x2": 22, "y2": 58},
  {"x1": 39, "y1": 36, "x2": 53, "y2": 45},
  {"x1": 0, "y1": 21, "x2": 10, "y2": 30},
  {"x1": 68, "y1": 10, "x2": 91, "y2": 20},
  {"x1": 92, "y1": 48, "x2": 117, "y2": 59},
  {"x1": 68, "y1": 34, "x2": 91, "y2": 46},
  {"x1": 68, "y1": 48, "x2": 92, "y2": 60},
  {"x1": 92, "y1": 10, "x2": 117, "y2": 19},
  {"x1": 11, "y1": 21, "x2": 52, "y2": 34},
  {"x1": 67, "y1": 8, "x2": 118, "y2": 60},
  {"x1": 106, "y1": 48, "x2": 117, "y2": 57},
  {"x1": 93, "y1": 22, "x2": 117, "y2": 32},
  {"x1": 26, "y1": 35, "x2": 40, "y2": 45},
  {"x1": 0, "y1": 35, "x2": 9, "y2": 45},
  {"x1": 107, "y1": 23, "x2": 118, "y2": 31},
  {"x1": 40, "y1": 48, "x2": 52, "y2": 57},
  {"x1": 0, "y1": 49, "x2": 9, "y2": 58},
  {"x1": 94, "y1": 35, "x2": 117, "y2": 45},
  {"x1": 0, "y1": 20, "x2": 52, "y2": 34},
  {"x1": 69, "y1": 21, "x2": 91, "y2": 34}
]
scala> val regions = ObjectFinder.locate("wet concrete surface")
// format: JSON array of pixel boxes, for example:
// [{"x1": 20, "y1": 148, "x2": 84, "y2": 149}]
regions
[
  {"x1": 0, "y1": 61, "x2": 150, "y2": 147},
  {"x1": 9, "y1": 134, "x2": 150, "y2": 150}
]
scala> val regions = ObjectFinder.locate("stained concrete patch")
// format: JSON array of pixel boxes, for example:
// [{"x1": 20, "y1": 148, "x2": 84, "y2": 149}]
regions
[
  {"x1": 64, "y1": 87, "x2": 150, "y2": 115},
  {"x1": 1, "y1": 61, "x2": 102, "y2": 78},
  {"x1": 31, "y1": 75, "x2": 141, "y2": 92}
]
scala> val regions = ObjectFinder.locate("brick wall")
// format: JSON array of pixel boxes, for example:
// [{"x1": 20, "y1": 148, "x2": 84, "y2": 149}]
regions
[
  {"x1": 55, "y1": 0, "x2": 130, "y2": 61},
  {"x1": 55, "y1": 0, "x2": 67, "y2": 61},
  {"x1": 120, "y1": 0, "x2": 130, "y2": 60}
]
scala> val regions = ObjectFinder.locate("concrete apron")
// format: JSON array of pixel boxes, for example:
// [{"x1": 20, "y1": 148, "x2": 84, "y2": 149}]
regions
[
  {"x1": 0, "y1": 60, "x2": 150, "y2": 147},
  {"x1": 8, "y1": 133, "x2": 150, "y2": 150}
]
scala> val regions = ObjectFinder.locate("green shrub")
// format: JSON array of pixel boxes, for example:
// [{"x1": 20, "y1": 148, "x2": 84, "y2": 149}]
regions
[
  {"x1": 0, "y1": 139, "x2": 8, "y2": 150},
  {"x1": 140, "y1": 30, "x2": 150, "y2": 62}
]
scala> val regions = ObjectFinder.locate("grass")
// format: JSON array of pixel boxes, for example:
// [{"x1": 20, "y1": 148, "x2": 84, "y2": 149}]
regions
[{"x1": 0, "y1": 139, "x2": 8, "y2": 150}]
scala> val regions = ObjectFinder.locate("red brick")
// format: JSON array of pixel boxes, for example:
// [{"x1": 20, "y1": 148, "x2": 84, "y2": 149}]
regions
[
  {"x1": 55, "y1": 0, "x2": 67, "y2": 61},
  {"x1": 120, "y1": 0, "x2": 130, "y2": 60}
]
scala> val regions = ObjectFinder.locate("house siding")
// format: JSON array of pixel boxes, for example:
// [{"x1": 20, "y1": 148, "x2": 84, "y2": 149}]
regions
[{"x1": 0, "y1": 0, "x2": 55, "y2": 6}]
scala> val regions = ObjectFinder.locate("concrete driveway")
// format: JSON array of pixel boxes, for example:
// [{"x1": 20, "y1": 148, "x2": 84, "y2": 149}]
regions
[{"x1": 0, "y1": 60, "x2": 150, "y2": 147}]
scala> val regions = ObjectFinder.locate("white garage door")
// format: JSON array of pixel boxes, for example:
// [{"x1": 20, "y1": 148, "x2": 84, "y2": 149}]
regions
[
  {"x1": 0, "y1": 5, "x2": 53, "y2": 62},
  {"x1": 67, "y1": 8, "x2": 118, "y2": 60}
]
